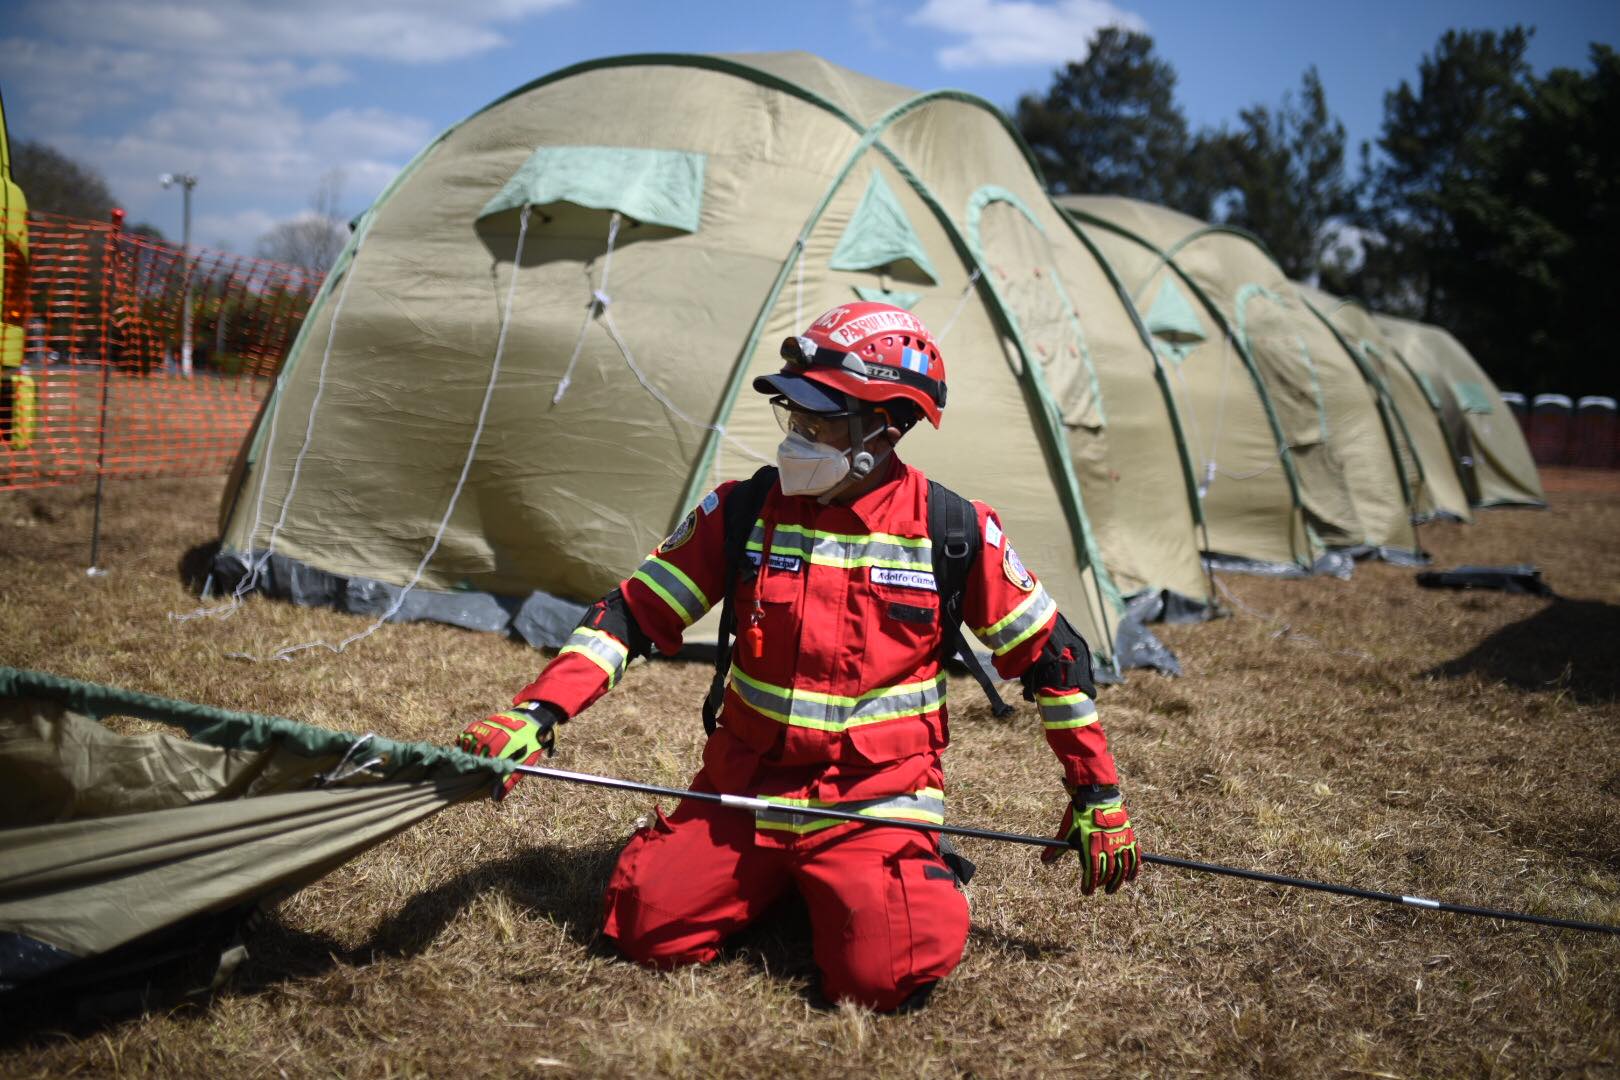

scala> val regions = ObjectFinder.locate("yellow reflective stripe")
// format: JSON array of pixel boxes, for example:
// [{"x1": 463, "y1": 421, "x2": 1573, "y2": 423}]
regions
[
  {"x1": 1038, "y1": 691, "x2": 1098, "y2": 730},
  {"x1": 978, "y1": 586, "x2": 1042, "y2": 639},
  {"x1": 747, "y1": 522, "x2": 932, "y2": 571},
  {"x1": 559, "y1": 626, "x2": 630, "y2": 688},
  {"x1": 728, "y1": 664, "x2": 945, "y2": 731},
  {"x1": 631, "y1": 556, "x2": 710, "y2": 625},
  {"x1": 974, "y1": 584, "x2": 1057, "y2": 656},
  {"x1": 754, "y1": 788, "x2": 946, "y2": 834},
  {"x1": 771, "y1": 523, "x2": 929, "y2": 549},
  {"x1": 998, "y1": 590, "x2": 1056, "y2": 654}
]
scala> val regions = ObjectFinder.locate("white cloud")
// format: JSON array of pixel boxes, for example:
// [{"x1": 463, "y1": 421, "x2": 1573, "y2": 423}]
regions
[
  {"x1": 1, "y1": 0, "x2": 570, "y2": 253},
  {"x1": 29, "y1": 0, "x2": 575, "y2": 64},
  {"x1": 907, "y1": 0, "x2": 1146, "y2": 70}
]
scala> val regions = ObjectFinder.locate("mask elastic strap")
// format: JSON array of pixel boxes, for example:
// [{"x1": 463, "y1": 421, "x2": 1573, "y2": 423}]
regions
[{"x1": 816, "y1": 413, "x2": 890, "y2": 506}]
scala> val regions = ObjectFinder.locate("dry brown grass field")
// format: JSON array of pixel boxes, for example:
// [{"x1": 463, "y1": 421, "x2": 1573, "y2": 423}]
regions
[{"x1": 2, "y1": 468, "x2": 1618, "y2": 1077}]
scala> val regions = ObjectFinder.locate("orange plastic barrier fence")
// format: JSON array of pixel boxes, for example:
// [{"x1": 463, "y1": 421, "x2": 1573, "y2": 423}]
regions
[{"x1": 1, "y1": 210, "x2": 323, "y2": 491}]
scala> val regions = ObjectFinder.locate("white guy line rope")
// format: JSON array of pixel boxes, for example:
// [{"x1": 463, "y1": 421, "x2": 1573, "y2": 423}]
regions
[
  {"x1": 935, "y1": 268, "x2": 982, "y2": 343},
  {"x1": 553, "y1": 212, "x2": 622, "y2": 405},
  {"x1": 230, "y1": 205, "x2": 536, "y2": 662},
  {"x1": 169, "y1": 225, "x2": 369, "y2": 623}
]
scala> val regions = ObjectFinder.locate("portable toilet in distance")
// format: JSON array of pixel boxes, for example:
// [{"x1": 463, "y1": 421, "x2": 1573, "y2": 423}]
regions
[
  {"x1": 1529, "y1": 394, "x2": 1573, "y2": 466},
  {"x1": 1572, "y1": 396, "x2": 1616, "y2": 468}
]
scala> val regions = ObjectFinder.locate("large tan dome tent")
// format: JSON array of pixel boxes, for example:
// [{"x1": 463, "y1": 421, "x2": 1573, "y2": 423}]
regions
[
  {"x1": 215, "y1": 52, "x2": 1213, "y2": 677},
  {"x1": 1373, "y1": 315, "x2": 1544, "y2": 509},
  {"x1": 1293, "y1": 285, "x2": 1473, "y2": 524},
  {"x1": 1059, "y1": 195, "x2": 1426, "y2": 571}
]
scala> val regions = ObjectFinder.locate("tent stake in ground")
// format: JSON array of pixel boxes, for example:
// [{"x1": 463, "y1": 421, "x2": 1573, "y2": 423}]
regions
[{"x1": 512, "y1": 762, "x2": 1620, "y2": 938}]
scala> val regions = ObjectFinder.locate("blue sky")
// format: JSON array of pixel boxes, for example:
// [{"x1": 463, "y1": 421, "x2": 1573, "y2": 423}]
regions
[{"x1": 4, "y1": 0, "x2": 1615, "y2": 255}]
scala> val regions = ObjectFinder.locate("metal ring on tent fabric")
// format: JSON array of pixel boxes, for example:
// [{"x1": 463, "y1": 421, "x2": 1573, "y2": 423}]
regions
[
  {"x1": 315, "y1": 732, "x2": 386, "y2": 785},
  {"x1": 553, "y1": 212, "x2": 622, "y2": 406}
]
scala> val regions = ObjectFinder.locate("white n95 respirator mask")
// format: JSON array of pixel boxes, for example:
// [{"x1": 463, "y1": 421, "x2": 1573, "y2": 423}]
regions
[{"x1": 775, "y1": 432, "x2": 853, "y2": 496}]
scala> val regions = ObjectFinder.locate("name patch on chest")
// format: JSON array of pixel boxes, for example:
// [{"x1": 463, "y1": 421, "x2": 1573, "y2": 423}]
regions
[
  {"x1": 747, "y1": 551, "x2": 804, "y2": 573},
  {"x1": 871, "y1": 566, "x2": 937, "y2": 592}
]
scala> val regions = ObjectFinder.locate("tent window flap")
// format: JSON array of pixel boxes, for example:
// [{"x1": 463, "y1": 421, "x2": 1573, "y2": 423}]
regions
[
  {"x1": 828, "y1": 172, "x2": 938, "y2": 285},
  {"x1": 1145, "y1": 278, "x2": 1206, "y2": 345},
  {"x1": 478, "y1": 146, "x2": 707, "y2": 233},
  {"x1": 1451, "y1": 380, "x2": 1497, "y2": 415}
]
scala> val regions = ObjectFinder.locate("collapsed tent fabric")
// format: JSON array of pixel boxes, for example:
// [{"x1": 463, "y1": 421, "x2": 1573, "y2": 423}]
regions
[
  {"x1": 1374, "y1": 315, "x2": 1545, "y2": 508},
  {"x1": 0, "y1": 667, "x2": 501, "y2": 996},
  {"x1": 216, "y1": 51, "x2": 1217, "y2": 675},
  {"x1": 1059, "y1": 196, "x2": 1423, "y2": 571}
]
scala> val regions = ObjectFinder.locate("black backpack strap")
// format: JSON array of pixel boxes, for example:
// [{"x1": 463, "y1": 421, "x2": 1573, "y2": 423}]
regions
[
  {"x1": 702, "y1": 465, "x2": 777, "y2": 735},
  {"x1": 927, "y1": 480, "x2": 1014, "y2": 719}
]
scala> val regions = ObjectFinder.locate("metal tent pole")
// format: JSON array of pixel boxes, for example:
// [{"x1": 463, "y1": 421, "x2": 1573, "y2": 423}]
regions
[{"x1": 510, "y1": 763, "x2": 1620, "y2": 937}]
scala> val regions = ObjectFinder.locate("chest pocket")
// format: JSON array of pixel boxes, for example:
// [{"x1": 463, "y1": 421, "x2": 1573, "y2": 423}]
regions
[{"x1": 868, "y1": 566, "x2": 942, "y2": 667}]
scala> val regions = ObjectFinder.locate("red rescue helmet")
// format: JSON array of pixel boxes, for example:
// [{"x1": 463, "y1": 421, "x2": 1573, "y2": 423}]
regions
[{"x1": 752, "y1": 302, "x2": 947, "y2": 428}]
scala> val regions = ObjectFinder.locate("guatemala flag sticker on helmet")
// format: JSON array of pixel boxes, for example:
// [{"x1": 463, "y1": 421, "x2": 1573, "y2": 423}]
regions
[
  {"x1": 659, "y1": 510, "x2": 697, "y2": 554},
  {"x1": 1003, "y1": 544, "x2": 1035, "y2": 591}
]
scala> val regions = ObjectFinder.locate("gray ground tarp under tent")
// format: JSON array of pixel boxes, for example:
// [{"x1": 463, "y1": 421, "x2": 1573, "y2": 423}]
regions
[{"x1": 0, "y1": 667, "x2": 506, "y2": 1001}]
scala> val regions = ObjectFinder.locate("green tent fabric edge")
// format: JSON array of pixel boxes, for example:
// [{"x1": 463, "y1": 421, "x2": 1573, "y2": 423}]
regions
[
  {"x1": 1060, "y1": 204, "x2": 1314, "y2": 570},
  {"x1": 1295, "y1": 292, "x2": 1428, "y2": 529},
  {"x1": 0, "y1": 667, "x2": 510, "y2": 783}
]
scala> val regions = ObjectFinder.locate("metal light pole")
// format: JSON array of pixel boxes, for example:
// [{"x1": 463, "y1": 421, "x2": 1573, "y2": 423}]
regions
[{"x1": 160, "y1": 172, "x2": 197, "y2": 375}]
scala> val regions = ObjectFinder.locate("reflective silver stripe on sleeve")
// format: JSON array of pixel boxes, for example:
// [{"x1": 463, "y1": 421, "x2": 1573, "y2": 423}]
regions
[
  {"x1": 630, "y1": 555, "x2": 710, "y2": 626},
  {"x1": 559, "y1": 626, "x2": 631, "y2": 688},
  {"x1": 1037, "y1": 691, "x2": 1097, "y2": 730},
  {"x1": 727, "y1": 664, "x2": 946, "y2": 731},
  {"x1": 973, "y1": 583, "x2": 1058, "y2": 656},
  {"x1": 755, "y1": 787, "x2": 947, "y2": 834}
]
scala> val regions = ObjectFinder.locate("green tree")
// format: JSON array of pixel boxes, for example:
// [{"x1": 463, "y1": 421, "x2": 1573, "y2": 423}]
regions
[
  {"x1": 1016, "y1": 28, "x2": 1218, "y2": 217},
  {"x1": 1355, "y1": 28, "x2": 1534, "y2": 322},
  {"x1": 11, "y1": 140, "x2": 117, "y2": 220},
  {"x1": 1352, "y1": 28, "x2": 1617, "y2": 396},
  {"x1": 1474, "y1": 44, "x2": 1620, "y2": 394},
  {"x1": 1209, "y1": 67, "x2": 1358, "y2": 280}
]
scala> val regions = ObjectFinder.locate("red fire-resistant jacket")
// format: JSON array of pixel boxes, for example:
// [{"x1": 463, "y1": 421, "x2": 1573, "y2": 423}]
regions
[{"x1": 515, "y1": 458, "x2": 1118, "y2": 846}]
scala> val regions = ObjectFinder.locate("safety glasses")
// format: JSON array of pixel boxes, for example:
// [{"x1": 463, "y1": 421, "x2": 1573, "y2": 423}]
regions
[{"x1": 770, "y1": 396, "x2": 853, "y2": 443}]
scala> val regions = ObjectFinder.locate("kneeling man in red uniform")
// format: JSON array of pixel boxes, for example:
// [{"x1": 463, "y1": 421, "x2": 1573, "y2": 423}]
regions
[{"x1": 461, "y1": 302, "x2": 1139, "y2": 1012}]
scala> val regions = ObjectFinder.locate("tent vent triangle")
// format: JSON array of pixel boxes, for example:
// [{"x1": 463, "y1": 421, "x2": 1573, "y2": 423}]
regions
[
  {"x1": 829, "y1": 172, "x2": 937, "y2": 285},
  {"x1": 1146, "y1": 278, "x2": 1205, "y2": 345}
]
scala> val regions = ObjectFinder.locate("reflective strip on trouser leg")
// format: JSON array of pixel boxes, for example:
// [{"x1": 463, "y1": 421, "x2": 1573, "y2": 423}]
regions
[
  {"x1": 727, "y1": 664, "x2": 946, "y2": 731},
  {"x1": 972, "y1": 584, "x2": 1057, "y2": 656},
  {"x1": 559, "y1": 626, "x2": 631, "y2": 688},
  {"x1": 1037, "y1": 691, "x2": 1097, "y2": 730},
  {"x1": 755, "y1": 787, "x2": 947, "y2": 835},
  {"x1": 631, "y1": 556, "x2": 709, "y2": 626}
]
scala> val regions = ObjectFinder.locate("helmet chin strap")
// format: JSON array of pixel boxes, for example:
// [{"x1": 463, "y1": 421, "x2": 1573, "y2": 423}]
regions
[{"x1": 816, "y1": 411, "x2": 891, "y2": 505}]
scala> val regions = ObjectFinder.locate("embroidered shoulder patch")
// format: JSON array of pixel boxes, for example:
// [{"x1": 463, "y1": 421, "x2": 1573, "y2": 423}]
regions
[
  {"x1": 659, "y1": 510, "x2": 697, "y2": 554},
  {"x1": 1003, "y1": 544, "x2": 1035, "y2": 591},
  {"x1": 700, "y1": 489, "x2": 720, "y2": 516},
  {"x1": 983, "y1": 515, "x2": 1004, "y2": 550}
]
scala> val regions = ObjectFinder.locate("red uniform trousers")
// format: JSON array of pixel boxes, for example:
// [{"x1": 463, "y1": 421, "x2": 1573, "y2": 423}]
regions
[{"x1": 601, "y1": 792, "x2": 970, "y2": 1012}]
